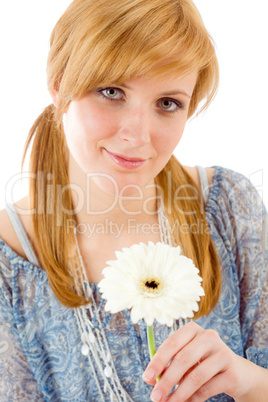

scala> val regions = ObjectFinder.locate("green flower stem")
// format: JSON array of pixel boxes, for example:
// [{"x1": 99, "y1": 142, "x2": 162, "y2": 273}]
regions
[{"x1": 147, "y1": 325, "x2": 161, "y2": 382}]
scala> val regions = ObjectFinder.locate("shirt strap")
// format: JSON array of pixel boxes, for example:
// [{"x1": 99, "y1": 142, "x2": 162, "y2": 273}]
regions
[
  {"x1": 5, "y1": 203, "x2": 39, "y2": 266},
  {"x1": 196, "y1": 166, "x2": 210, "y2": 206}
]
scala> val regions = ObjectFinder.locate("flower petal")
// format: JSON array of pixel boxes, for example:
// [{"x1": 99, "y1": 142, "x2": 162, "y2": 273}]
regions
[{"x1": 99, "y1": 241, "x2": 204, "y2": 326}]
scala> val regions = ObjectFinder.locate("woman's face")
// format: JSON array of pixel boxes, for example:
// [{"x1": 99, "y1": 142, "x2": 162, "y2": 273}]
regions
[{"x1": 62, "y1": 72, "x2": 197, "y2": 195}]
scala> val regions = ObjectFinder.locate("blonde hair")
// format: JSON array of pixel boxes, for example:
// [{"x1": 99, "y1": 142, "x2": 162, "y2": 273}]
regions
[{"x1": 23, "y1": 0, "x2": 221, "y2": 316}]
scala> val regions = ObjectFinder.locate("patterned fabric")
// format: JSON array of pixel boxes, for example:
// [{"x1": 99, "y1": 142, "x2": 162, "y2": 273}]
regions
[{"x1": 0, "y1": 166, "x2": 267, "y2": 401}]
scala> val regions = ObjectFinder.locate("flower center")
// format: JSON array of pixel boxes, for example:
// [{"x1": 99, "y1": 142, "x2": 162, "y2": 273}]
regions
[{"x1": 141, "y1": 277, "x2": 163, "y2": 294}]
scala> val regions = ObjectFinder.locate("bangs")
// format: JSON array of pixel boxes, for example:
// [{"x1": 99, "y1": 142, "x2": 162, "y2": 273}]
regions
[{"x1": 47, "y1": 0, "x2": 218, "y2": 117}]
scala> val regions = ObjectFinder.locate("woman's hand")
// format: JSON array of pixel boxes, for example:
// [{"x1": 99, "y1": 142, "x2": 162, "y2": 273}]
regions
[{"x1": 142, "y1": 321, "x2": 268, "y2": 401}]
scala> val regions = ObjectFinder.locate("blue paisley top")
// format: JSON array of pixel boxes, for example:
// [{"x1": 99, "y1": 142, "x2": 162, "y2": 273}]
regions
[{"x1": 0, "y1": 166, "x2": 267, "y2": 401}]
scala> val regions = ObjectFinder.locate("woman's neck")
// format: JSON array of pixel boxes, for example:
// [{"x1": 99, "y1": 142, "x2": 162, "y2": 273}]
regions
[{"x1": 68, "y1": 156, "x2": 160, "y2": 229}]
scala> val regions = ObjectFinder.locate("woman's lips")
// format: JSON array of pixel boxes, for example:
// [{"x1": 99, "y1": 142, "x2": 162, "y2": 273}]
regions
[{"x1": 104, "y1": 148, "x2": 147, "y2": 170}]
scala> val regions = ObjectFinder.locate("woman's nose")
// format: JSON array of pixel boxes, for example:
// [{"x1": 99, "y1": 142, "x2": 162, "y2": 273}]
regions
[{"x1": 118, "y1": 108, "x2": 151, "y2": 147}]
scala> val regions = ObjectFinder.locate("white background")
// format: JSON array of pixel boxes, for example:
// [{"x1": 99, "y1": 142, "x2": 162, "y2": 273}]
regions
[{"x1": 0, "y1": 0, "x2": 267, "y2": 209}]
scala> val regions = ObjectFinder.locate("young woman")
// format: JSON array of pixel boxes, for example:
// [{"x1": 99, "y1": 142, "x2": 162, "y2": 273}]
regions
[{"x1": 0, "y1": 0, "x2": 267, "y2": 401}]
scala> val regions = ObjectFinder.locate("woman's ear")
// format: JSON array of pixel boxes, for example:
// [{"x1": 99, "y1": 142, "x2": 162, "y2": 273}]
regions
[{"x1": 50, "y1": 90, "x2": 59, "y2": 108}]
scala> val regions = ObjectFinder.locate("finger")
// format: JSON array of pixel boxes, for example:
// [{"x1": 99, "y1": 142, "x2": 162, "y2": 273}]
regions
[
  {"x1": 184, "y1": 374, "x2": 230, "y2": 402},
  {"x1": 149, "y1": 333, "x2": 217, "y2": 401},
  {"x1": 143, "y1": 322, "x2": 202, "y2": 384},
  {"x1": 167, "y1": 350, "x2": 229, "y2": 402}
]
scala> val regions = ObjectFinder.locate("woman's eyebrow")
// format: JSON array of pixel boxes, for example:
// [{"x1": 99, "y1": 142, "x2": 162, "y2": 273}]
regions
[
  {"x1": 119, "y1": 83, "x2": 191, "y2": 98},
  {"x1": 159, "y1": 90, "x2": 191, "y2": 98}
]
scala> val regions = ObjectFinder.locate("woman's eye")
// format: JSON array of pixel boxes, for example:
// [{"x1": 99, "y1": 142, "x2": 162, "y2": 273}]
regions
[
  {"x1": 159, "y1": 99, "x2": 181, "y2": 112},
  {"x1": 99, "y1": 87, "x2": 123, "y2": 100}
]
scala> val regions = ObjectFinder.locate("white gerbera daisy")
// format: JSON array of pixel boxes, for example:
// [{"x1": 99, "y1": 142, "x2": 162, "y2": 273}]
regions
[{"x1": 98, "y1": 241, "x2": 204, "y2": 327}]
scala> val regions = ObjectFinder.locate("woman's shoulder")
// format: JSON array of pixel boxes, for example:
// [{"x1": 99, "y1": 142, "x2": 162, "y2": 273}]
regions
[
  {"x1": 0, "y1": 197, "x2": 31, "y2": 261},
  {"x1": 204, "y1": 166, "x2": 266, "y2": 238},
  {"x1": 185, "y1": 165, "x2": 261, "y2": 203},
  {"x1": 184, "y1": 165, "x2": 266, "y2": 221},
  {"x1": 207, "y1": 166, "x2": 263, "y2": 205}
]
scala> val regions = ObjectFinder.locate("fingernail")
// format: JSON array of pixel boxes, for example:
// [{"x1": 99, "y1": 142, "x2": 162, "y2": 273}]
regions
[
  {"x1": 151, "y1": 388, "x2": 162, "y2": 401},
  {"x1": 143, "y1": 367, "x2": 155, "y2": 381}
]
